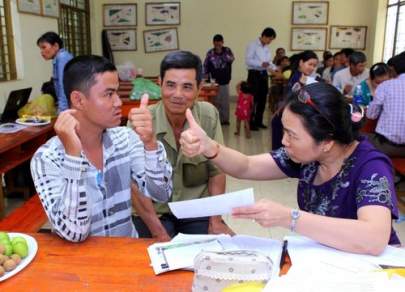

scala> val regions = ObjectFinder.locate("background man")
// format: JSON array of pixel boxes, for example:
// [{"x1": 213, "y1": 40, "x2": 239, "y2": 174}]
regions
[
  {"x1": 203, "y1": 34, "x2": 234, "y2": 125},
  {"x1": 333, "y1": 51, "x2": 369, "y2": 95},
  {"x1": 245, "y1": 27, "x2": 277, "y2": 130}
]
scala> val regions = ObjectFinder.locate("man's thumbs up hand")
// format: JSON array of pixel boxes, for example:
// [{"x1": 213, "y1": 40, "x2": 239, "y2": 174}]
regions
[{"x1": 129, "y1": 93, "x2": 157, "y2": 150}]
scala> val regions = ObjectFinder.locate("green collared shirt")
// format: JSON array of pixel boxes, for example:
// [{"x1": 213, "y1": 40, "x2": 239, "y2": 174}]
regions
[{"x1": 149, "y1": 101, "x2": 224, "y2": 215}]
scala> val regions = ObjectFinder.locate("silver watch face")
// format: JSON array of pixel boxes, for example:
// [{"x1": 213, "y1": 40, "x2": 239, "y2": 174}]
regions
[{"x1": 291, "y1": 209, "x2": 300, "y2": 219}]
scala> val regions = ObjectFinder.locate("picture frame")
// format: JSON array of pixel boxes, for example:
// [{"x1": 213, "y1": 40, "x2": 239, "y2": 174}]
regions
[
  {"x1": 292, "y1": 1, "x2": 329, "y2": 25},
  {"x1": 42, "y1": 0, "x2": 59, "y2": 18},
  {"x1": 106, "y1": 29, "x2": 137, "y2": 51},
  {"x1": 143, "y1": 27, "x2": 179, "y2": 53},
  {"x1": 145, "y1": 2, "x2": 180, "y2": 26},
  {"x1": 17, "y1": 0, "x2": 41, "y2": 15},
  {"x1": 329, "y1": 26, "x2": 367, "y2": 50},
  {"x1": 291, "y1": 27, "x2": 327, "y2": 51},
  {"x1": 103, "y1": 4, "x2": 137, "y2": 27}
]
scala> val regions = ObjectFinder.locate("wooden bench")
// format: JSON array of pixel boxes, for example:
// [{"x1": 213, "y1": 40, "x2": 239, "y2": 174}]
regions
[
  {"x1": 392, "y1": 158, "x2": 405, "y2": 214},
  {"x1": 0, "y1": 194, "x2": 47, "y2": 233}
]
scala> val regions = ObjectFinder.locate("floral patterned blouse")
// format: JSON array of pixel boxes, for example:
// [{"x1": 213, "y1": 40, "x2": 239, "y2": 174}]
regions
[{"x1": 271, "y1": 136, "x2": 400, "y2": 245}]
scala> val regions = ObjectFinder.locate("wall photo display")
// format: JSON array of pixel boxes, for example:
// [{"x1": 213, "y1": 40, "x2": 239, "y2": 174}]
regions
[
  {"x1": 42, "y1": 0, "x2": 60, "y2": 18},
  {"x1": 145, "y1": 2, "x2": 180, "y2": 26},
  {"x1": 17, "y1": 0, "x2": 41, "y2": 15},
  {"x1": 292, "y1": 1, "x2": 329, "y2": 25},
  {"x1": 143, "y1": 28, "x2": 179, "y2": 53},
  {"x1": 103, "y1": 4, "x2": 137, "y2": 27},
  {"x1": 291, "y1": 27, "x2": 327, "y2": 51},
  {"x1": 329, "y1": 26, "x2": 367, "y2": 50},
  {"x1": 106, "y1": 29, "x2": 137, "y2": 51}
]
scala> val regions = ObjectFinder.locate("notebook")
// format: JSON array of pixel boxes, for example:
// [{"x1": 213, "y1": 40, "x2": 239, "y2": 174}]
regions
[{"x1": 0, "y1": 87, "x2": 32, "y2": 123}]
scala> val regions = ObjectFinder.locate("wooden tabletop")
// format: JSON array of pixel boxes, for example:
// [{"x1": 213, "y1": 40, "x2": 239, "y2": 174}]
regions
[
  {"x1": 1, "y1": 233, "x2": 193, "y2": 291},
  {"x1": 1, "y1": 233, "x2": 291, "y2": 290}
]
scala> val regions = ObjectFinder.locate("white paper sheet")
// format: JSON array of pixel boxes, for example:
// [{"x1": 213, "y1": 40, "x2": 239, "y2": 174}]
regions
[{"x1": 168, "y1": 188, "x2": 255, "y2": 219}]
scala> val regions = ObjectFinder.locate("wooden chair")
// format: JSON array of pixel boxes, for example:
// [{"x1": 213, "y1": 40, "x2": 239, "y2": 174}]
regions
[{"x1": 0, "y1": 194, "x2": 47, "y2": 232}]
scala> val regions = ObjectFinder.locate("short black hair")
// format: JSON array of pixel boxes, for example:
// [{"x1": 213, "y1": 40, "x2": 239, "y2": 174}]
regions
[
  {"x1": 340, "y1": 48, "x2": 355, "y2": 58},
  {"x1": 369, "y1": 62, "x2": 390, "y2": 80},
  {"x1": 349, "y1": 51, "x2": 367, "y2": 65},
  {"x1": 389, "y1": 51, "x2": 405, "y2": 75},
  {"x1": 41, "y1": 80, "x2": 57, "y2": 101},
  {"x1": 240, "y1": 81, "x2": 251, "y2": 94},
  {"x1": 63, "y1": 55, "x2": 117, "y2": 107},
  {"x1": 160, "y1": 51, "x2": 203, "y2": 86},
  {"x1": 261, "y1": 27, "x2": 276, "y2": 38},
  {"x1": 322, "y1": 51, "x2": 333, "y2": 62},
  {"x1": 213, "y1": 34, "x2": 223, "y2": 42},
  {"x1": 37, "y1": 31, "x2": 64, "y2": 48},
  {"x1": 285, "y1": 82, "x2": 362, "y2": 145}
]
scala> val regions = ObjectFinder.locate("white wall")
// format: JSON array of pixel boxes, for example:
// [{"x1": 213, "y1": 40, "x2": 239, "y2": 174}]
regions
[
  {"x1": 90, "y1": 0, "x2": 380, "y2": 95},
  {"x1": 1, "y1": 0, "x2": 383, "y2": 112}
]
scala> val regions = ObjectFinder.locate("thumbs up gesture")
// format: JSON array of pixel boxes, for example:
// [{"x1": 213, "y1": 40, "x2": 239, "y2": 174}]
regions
[
  {"x1": 129, "y1": 94, "x2": 157, "y2": 150},
  {"x1": 180, "y1": 109, "x2": 215, "y2": 158}
]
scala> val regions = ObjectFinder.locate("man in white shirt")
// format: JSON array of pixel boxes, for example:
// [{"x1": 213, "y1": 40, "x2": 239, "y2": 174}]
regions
[
  {"x1": 245, "y1": 27, "x2": 277, "y2": 130},
  {"x1": 333, "y1": 51, "x2": 369, "y2": 95}
]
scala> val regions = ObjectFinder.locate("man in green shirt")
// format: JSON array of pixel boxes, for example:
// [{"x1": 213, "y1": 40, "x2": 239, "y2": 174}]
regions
[{"x1": 130, "y1": 51, "x2": 234, "y2": 240}]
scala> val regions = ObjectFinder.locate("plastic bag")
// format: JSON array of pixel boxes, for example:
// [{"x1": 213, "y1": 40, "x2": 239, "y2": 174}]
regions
[
  {"x1": 18, "y1": 94, "x2": 57, "y2": 118},
  {"x1": 130, "y1": 77, "x2": 161, "y2": 100},
  {"x1": 117, "y1": 62, "x2": 136, "y2": 81}
]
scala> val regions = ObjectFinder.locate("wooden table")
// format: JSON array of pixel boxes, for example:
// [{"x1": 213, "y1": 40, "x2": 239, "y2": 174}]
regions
[
  {"x1": 1, "y1": 234, "x2": 193, "y2": 291},
  {"x1": 1, "y1": 233, "x2": 290, "y2": 290},
  {"x1": 0, "y1": 123, "x2": 55, "y2": 217}
]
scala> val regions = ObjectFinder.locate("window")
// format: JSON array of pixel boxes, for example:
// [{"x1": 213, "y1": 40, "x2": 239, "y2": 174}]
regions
[
  {"x1": 383, "y1": 0, "x2": 405, "y2": 61},
  {"x1": 0, "y1": 0, "x2": 16, "y2": 81},
  {"x1": 59, "y1": 0, "x2": 90, "y2": 56}
]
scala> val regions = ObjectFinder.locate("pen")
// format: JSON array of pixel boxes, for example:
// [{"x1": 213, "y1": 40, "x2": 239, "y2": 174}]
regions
[{"x1": 279, "y1": 239, "x2": 288, "y2": 269}]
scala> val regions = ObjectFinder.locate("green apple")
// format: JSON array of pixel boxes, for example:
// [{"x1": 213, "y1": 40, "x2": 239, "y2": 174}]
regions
[
  {"x1": 0, "y1": 232, "x2": 10, "y2": 242},
  {"x1": 11, "y1": 236, "x2": 27, "y2": 246},
  {"x1": 4, "y1": 243, "x2": 13, "y2": 256},
  {"x1": 12, "y1": 242, "x2": 28, "y2": 258}
]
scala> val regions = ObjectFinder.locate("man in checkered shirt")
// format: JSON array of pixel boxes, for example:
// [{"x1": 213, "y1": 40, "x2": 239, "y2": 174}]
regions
[{"x1": 31, "y1": 55, "x2": 173, "y2": 242}]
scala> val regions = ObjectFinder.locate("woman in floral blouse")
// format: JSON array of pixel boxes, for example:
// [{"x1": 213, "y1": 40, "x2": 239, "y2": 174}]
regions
[{"x1": 180, "y1": 82, "x2": 400, "y2": 255}]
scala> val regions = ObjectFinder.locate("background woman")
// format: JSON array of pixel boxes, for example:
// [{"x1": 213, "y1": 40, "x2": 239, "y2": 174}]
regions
[
  {"x1": 357, "y1": 62, "x2": 390, "y2": 106},
  {"x1": 37, "y1": 32, "x2": 73, "y2": 113},
  {"x1": 180, "y1": 82, "x2": 400, "y2": 255}
]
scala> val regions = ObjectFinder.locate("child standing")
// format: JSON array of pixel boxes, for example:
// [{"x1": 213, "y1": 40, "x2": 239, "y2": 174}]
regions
[{"x1": 235, "y1": 81, "x2": 254, "y2": 138}]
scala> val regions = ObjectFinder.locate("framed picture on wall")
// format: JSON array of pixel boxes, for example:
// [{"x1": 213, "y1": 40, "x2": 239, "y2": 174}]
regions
[
  {"x1": 145, "y1": 2, "x2": 181, "y2": 26},
  {"x1": 330, "y1": 26, "x2": 367, "y2": 49},
  {"x1": 42, "y1": 0, "x2": 60, "y2": 18},
  {"x1": 103, "y1": 4, "x2": 137, "y2": 27},
  {"x1": 17, "y1": 0, "x2": 41, "y2": 15},
  {"x1": 292, "y1": 1, "x2": 329, "y2": 25},
  {"x1": 291, "y1": 27, "x2": 327, "y2": 51},
  {"x1": 143, "y1": 28, "x2": 179, "y2": 53},
  {"x1": 106, "y1": 29, "x2": 137, "y2": 51}
]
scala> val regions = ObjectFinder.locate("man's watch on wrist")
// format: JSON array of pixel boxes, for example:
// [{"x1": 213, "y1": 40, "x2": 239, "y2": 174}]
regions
[{"x1": 290, "y1": 208, "x2": 300, "y2": 232}]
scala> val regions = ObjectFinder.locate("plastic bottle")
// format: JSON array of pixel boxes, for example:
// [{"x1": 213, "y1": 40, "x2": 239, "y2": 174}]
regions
[{"x1": 353, "y1": 84, "x2": 363, "y2": 106}]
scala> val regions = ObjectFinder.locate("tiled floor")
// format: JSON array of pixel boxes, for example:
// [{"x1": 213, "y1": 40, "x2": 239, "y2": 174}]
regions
[{"x1": 3, "y1": 101, "x2": 405, "y2": 243}]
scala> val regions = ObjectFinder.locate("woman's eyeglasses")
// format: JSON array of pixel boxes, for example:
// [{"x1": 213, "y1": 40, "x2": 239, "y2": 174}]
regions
[{"x1": 292, "y1": 82, "x2": 336, "y2": 132}]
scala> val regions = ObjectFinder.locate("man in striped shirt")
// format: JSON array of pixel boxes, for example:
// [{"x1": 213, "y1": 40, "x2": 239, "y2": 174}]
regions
[{"x1": 31, "y1": 55, "x2": 172, "y2": 242}]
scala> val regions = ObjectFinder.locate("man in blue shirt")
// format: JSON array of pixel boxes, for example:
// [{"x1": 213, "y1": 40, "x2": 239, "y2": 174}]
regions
[{"x1": 245, "y1": 27, "x2": 277, "y2": 130}]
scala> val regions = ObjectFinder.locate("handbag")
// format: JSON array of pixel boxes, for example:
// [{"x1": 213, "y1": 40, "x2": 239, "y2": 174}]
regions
[{"x1": 192, "y1": 250, "x2": 273, "y2": 292}]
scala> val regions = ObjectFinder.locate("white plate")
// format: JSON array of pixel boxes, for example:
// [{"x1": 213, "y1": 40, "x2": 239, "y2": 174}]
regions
[
  {"x1": 15, "y1": 118, "x2": 50, "y2": 126},
  {"x1": 0, "y1": 232, "x2": 38, "y2": 282}
]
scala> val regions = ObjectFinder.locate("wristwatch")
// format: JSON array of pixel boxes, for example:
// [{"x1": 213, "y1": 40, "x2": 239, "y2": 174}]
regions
[{"x1": 290, "y1": 209, "x2": 300, "y2": 232}]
